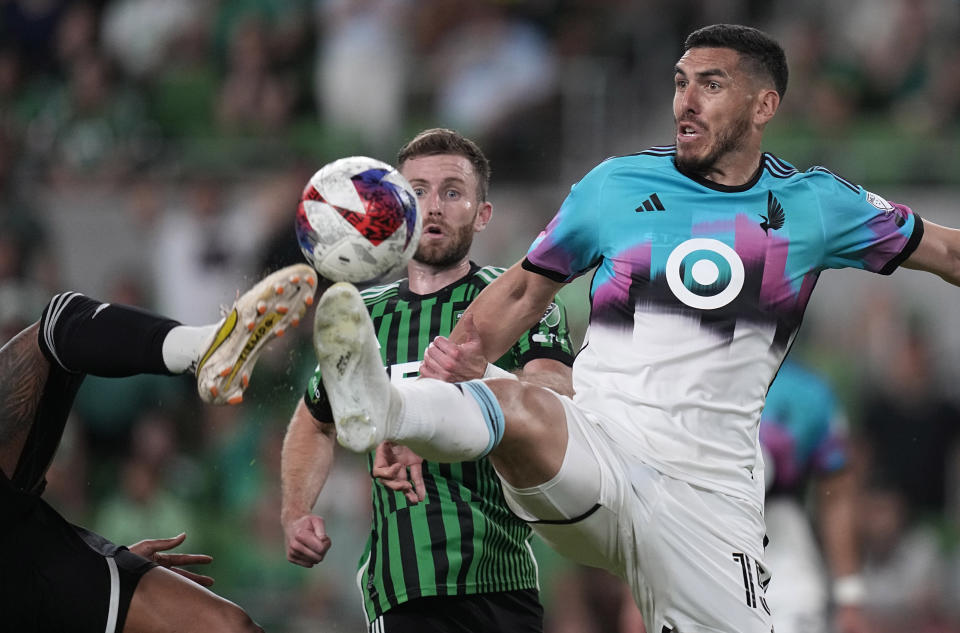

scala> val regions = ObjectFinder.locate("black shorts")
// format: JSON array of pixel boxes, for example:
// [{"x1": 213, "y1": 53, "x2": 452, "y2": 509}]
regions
[
  {"x1": 0, "y1": 491, "x2": 158, "y2": 633},
  {"x1": 369, "y1": 589, "x2": 543, "y2": 633}
]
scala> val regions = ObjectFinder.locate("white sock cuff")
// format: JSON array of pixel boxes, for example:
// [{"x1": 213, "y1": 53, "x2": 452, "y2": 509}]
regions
[
  {"x1": 392, "y1": 378, "x2": 500, "y2": 462},
  {"x1": 460, "y1": 380, "x2": 505, "y2": 458},
  {"x1": 162, "y1": 324, "x2": 217, "y2": 374}
]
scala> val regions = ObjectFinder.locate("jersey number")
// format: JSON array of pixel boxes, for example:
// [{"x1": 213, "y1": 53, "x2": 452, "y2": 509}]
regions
[{"x1": 731, "y1": 552, "x2": 771, "y2": 615}]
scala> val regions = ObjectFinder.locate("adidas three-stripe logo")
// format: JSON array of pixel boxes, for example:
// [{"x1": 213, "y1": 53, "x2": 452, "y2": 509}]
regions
[{"x1": 635, "y1": 193, "x2": 665, "y2": 212}]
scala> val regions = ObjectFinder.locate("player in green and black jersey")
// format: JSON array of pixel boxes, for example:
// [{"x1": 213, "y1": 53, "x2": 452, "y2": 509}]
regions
[
  {"x1": 281, "y1": 129, "x2": 575, "y2": 633},
  {"x1": 331, "y1": 264, "x2": 571, "y2": 625}
]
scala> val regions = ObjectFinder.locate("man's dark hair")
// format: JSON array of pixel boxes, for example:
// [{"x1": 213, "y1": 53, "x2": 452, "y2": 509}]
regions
[
  {"x1": 684, "y1": 24, "x2": 788, "y2": 99},
  {"x1": 397, "y1": 128, "x2": 491, "y2": 202}
]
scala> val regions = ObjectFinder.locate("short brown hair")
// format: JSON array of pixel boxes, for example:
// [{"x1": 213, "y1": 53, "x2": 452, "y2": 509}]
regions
[{"x1": 396, "y1": 128, "x2": 490, "y2": 201}]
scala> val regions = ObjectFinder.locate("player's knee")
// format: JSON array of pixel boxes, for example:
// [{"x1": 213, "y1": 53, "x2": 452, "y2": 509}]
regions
[
  {"x1": 488, "y1": 379, "x2": 563, "y2": 446},
  {"x1": 184, "y1": 596, "x2": 263, "y2": 633},
  {"x1": 484, "y1": 380, "x2": 567, "y2": 488},
  {"x1": 205, "y1": 601, "x2": 263, "y2": 633}
]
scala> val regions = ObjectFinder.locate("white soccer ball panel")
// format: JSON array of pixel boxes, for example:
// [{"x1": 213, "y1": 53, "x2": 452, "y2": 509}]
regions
[
  {"x1": 311, "y1": 156, "x2": 394, "y2": 212},
  {"x1": 314, "y1": 233, "x2": 409, "y2": 283}
]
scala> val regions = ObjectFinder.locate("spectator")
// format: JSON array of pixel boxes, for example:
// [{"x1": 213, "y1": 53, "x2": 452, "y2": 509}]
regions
[
  {"x1": 25, "y1": 52, "x2": 159, "y2": 184},
  {"x1": 430, "y1": 2, "x2": 558, "y2": 140},
  {"x1": 857, "y1": 319, "x2": 960, "y2": 521},
  {"x1": 100, "y1": 0, "x2": 198, "y2": 82},
  {"x1": 93, "y1": 411, "x2": 200, "y2": 546},
  {"x1": 313, "y1": 0, "x2": 411, "y2": 155},
  {"x1": 216, "y1": 15, "x2": 299, "y2": 134},
  {"x1": 858, "y1": 481, "x2": 950, "y2": 633},
  {"x1": 150, "y1": 173, "x2": 262, "y2": 324}
]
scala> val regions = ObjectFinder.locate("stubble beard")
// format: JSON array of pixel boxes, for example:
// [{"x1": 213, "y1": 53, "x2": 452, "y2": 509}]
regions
[
  {"x1": 675, "y1": 113, "x2": 752, "y2": 177},
  {"x1": 412, "y1": 223, "x2": 475, "y2": 268}
]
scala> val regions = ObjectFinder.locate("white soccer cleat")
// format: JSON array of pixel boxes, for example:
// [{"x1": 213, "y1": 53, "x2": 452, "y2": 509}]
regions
[
  {"x1": 313, "y1": 282, "x2": 389, "y2": 452},
  {"x1": 196, "y1": 263, "x2": 317, "y2": 405}
]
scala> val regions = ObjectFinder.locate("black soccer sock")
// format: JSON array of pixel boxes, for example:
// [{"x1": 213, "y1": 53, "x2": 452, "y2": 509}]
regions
[{"x1": 37, "y1": 292, "x2": 181, "y2": 377}]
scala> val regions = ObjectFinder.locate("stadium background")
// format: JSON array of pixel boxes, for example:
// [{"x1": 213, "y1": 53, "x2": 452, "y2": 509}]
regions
[{"x1": 2, "y1": 1, "x2": 960, "y2": 631}]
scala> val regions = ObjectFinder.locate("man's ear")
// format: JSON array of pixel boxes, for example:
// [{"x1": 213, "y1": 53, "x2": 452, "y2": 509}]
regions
[
  {"x1": 474, "y1": 201, "x2": 493, "y2": 232},
  {"x1": 755, "y1": 88, "x2": 780, "y2": 126}
]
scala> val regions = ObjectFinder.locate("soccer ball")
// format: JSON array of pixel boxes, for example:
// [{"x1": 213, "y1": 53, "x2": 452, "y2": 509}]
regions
[{"x1": 295, "y1": 156, "x2": 421, "y2": 283}]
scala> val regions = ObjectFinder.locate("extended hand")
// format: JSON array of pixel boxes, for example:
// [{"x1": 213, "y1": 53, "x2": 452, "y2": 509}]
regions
[
  {"x1": 420, "y1": 314, "x2": 487, "y2": 382},
  {"x1": 128, "y1": 533, "x2": 215, "y2": 587},
  {"x1": 373, "y1": 441, "x2": 426, "y2": 503},
  {"x1": 284, "y1": 514, "x2": 332, "y2": 568}
]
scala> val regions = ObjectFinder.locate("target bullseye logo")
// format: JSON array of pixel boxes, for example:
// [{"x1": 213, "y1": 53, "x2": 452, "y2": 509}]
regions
[{"x1": 665, "y1": 238, "x2": 745, "y2": 309}]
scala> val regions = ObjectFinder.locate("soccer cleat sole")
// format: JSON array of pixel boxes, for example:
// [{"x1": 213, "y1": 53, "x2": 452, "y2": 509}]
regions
[
  {"x1": 313, "y1": 282, "x2": 388, "y2": 452},
  {"x1": 196, "y1": 263, "x2": 317, "y2": 405}
]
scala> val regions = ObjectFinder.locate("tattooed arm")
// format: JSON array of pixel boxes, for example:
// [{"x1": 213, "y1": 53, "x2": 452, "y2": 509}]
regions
[{"x1": 0, "y1": 322, "x2": 48, "y2": 478}]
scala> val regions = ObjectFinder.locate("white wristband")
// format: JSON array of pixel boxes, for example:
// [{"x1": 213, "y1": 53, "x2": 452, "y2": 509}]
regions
[
  {"x1": 832, "y1": 574, "x2": 866, "y2": 606},
  {"x1": 483, "y1": 363, "x2": 519, "y2": 380}
]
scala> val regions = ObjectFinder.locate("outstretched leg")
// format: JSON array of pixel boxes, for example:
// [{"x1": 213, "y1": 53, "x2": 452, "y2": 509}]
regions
[
  {"x1": 313, "y1": 282, "x2": 567, "y2": 487},
  {"x1": 1, "y1": 263, "x2": 317, "y2": 484},
  {"x1": 27, "y1": 264, "x2": 318, "y2": 405},
  {"x1": 1, "y1": 263, "x2": 318, "y2": 633}
]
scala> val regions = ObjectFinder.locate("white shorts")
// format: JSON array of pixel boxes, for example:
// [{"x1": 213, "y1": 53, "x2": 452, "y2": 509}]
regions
[
  {"x1": 498, "y1": 396, "x2": 773, "y2": 633},
  {"x1": 763, "y1": 498, "x2": 829, "y2": 633}
]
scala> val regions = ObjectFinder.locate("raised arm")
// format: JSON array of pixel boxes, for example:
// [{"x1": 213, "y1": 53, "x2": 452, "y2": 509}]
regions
[
  {"x1": 901, "y1": 218, "x2": 960, "y2": 285},
  {"x1": 451, "y1": 261, "x2": 567, "y2": 360}
]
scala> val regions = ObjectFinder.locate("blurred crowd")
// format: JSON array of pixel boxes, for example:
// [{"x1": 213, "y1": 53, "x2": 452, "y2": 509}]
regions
[{"x1": 3, "y1": 1, "x2": 960, "y2": 631}]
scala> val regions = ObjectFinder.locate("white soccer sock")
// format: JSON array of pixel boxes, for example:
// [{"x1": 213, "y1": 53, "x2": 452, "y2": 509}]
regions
[
  {"x1": 161, "y1": 324, "x2": 218, "y2": 374},
  {"x1": 387, "y1": 379, "x2": 504, "y2": 462}
]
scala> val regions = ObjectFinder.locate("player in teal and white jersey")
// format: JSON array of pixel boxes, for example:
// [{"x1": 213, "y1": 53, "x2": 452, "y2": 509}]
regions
[
  {"x1": 281, "y1": 128, "x2": 575, "y2": 633},
  {"x1": 310, "y1": 24, "x2": 958, "y2": 633},
  {"x1": 761, "y1": 360, "x2": 867, "y2": 633}
]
